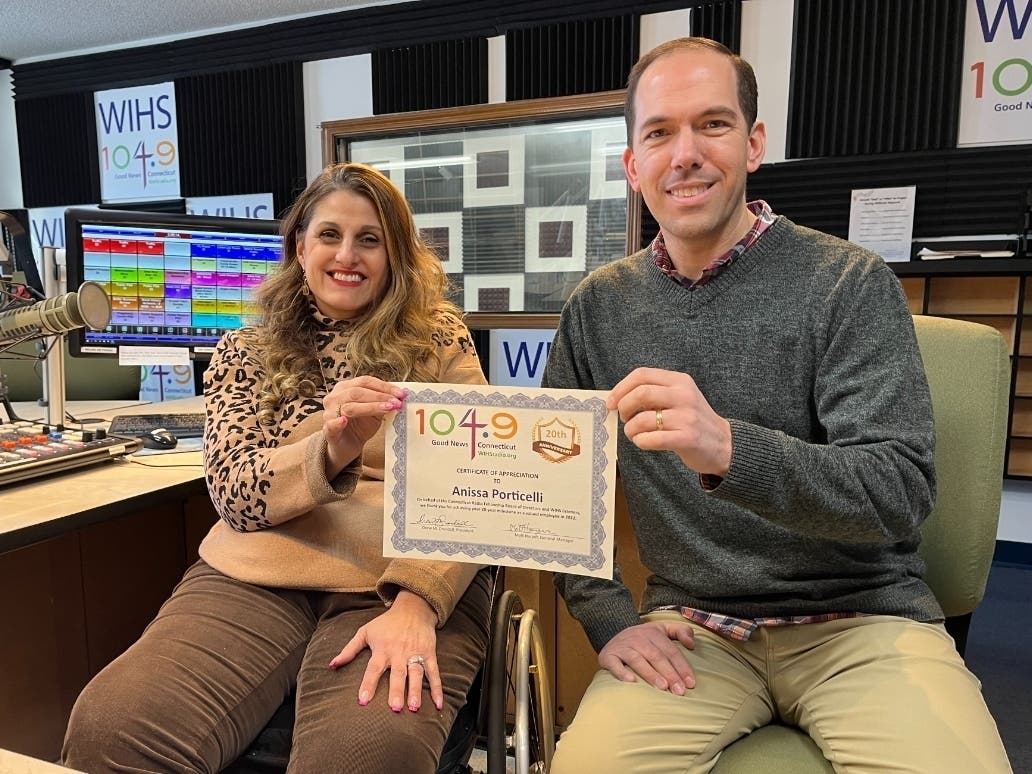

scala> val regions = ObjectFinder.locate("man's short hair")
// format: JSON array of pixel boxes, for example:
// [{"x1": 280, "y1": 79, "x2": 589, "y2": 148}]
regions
[{"x1": 624, "y1": 37, "x2": 759, "y2": 142}]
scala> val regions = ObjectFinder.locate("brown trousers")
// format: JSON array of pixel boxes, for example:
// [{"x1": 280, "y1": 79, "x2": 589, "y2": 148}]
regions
[{"x1": 62, "y1": 560, "x2": 491, "y2": 774}]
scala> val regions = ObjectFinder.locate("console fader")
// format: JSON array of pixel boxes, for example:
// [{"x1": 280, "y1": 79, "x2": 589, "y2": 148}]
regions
[{"x1": 0, "y1": 419, "x2": 143, "y2": 487}]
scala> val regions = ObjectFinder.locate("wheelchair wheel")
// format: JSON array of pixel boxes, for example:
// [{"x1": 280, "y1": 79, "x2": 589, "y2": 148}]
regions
[{"x1": 486, "y1": 590, "x2": 555, "y2": 774}]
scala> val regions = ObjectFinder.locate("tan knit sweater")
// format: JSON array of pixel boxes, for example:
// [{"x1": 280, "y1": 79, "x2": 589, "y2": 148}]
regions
[{"x1": 198, "y1": 310, "x2": 487, "y2": 625}]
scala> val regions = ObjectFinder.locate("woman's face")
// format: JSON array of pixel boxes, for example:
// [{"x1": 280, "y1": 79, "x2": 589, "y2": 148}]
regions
[{"x1": 295, "y1": 189, "x2": 390, "y2": 320}]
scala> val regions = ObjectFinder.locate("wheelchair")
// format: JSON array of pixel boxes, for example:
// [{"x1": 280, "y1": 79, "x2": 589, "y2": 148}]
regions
[{"x1": 223, "y1": 568, "x2": 555, "y2": 774}]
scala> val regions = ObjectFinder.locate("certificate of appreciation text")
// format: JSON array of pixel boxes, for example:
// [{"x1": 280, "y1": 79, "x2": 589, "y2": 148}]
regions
[{"x1": 383, "y1": 383, "x2": 617, "y2": 578}]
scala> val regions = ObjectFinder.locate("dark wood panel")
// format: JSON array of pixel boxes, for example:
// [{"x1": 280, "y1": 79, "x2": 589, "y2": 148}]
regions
[
  {"x1": 183, "y1": 493, "x2": 219, "y2": 565},
  {"x1": 0, "y1": 533, "x2": 89, "y2": 760},
  {"x1": 79, "y1": 505, "x2": 187, "y2": 675}
]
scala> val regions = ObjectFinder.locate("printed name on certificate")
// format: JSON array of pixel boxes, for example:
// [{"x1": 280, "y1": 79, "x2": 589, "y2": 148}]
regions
[{"x1": 383, "y1": 383, "x2": 618, "y2": 579}]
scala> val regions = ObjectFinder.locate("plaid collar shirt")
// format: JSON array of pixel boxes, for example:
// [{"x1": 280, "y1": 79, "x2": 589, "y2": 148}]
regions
[{"x1": 651, "y1": 200, "x2": 776, "y2": 288}]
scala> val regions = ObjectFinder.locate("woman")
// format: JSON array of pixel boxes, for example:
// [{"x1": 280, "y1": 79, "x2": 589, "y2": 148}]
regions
[{"x1": 62, "y1": 163, "x2": 491, "y2": 773}]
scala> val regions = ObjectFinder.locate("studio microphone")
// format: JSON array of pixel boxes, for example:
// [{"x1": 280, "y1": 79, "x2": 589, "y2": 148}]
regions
[{"x1": 0, "y1": 281, "x2": 112, "y2": 345}]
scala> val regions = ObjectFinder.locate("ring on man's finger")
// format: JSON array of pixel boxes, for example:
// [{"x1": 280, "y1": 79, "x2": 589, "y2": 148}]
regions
[
  {"x1": 655, "y1": 410, "x2": 664, "y2": 431},
  {"x1": 407, "y1": 655, "x2": 425, "y2": 667},
  {"x1": 336, "y1": 404, "x2": 342, "y2": 418}
]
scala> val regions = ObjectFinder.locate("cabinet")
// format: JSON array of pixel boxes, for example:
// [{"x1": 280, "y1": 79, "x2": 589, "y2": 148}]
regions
[
  {"x1": 0, "y1": 493, "x2": 218, "y2": 761},
  {"x1": 893, "y1": 259, "x2": 1032, "y2": 479}
]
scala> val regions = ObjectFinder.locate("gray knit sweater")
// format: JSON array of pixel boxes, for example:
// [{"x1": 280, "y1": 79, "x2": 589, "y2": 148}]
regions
[{"x1": 541, "y1": 217, "x2": 941, "y2": 652}]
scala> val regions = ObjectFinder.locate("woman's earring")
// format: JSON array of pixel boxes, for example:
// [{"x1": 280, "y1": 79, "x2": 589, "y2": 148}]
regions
[{"x1": 300, "y1": 269, "x2": 311, "y2": 297}]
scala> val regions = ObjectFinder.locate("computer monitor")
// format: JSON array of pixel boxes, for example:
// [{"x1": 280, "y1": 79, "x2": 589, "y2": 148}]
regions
[{"x1": 64, "y1": 207, "x2": 283, "y2": 360}]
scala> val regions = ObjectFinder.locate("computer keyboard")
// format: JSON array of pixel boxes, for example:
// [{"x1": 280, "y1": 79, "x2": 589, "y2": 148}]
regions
[
  {"x1": 108, "y1": 412, "x2": 206, "y2": 439},
  {"x1": 0, "y1": 420, "x2": 144, "y2": 487}
]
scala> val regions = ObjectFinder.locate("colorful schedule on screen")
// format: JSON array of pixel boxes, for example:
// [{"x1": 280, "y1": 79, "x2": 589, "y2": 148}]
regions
[{"x1": 66, "y1": 212, "x2": 283, "y2": 355}]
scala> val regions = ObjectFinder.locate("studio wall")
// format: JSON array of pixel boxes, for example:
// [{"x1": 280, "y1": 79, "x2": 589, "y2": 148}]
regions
[{"x1": 1, "y1": 0, "x2": 1030, "y2": 539}]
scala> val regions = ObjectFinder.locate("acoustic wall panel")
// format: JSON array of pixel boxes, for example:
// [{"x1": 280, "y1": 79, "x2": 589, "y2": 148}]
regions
[
  {"x1": 175, "y1": 63, "x2": 305, "y2": 216},
  {"x1": 16, "y1": 93, "x2": 98, "y2": 208},
  {"x1": 10, "y1": 0, "x2": 721, "y2": 100},
  {"x1": 689, "y1": 0, "x2": 742, "y2": 50},
  {"x1": 746, "y1": 145, "x2": 1032, "y2": 239},
  {"x1": 372, "y1": 37, "x2": 488, "y2": 114},
  {"x1": 789, "y1": 0, "x2": 965, "y2": 157},
  {"x1": 507, "y1": 15, "x2": 639, "y2": 100}
]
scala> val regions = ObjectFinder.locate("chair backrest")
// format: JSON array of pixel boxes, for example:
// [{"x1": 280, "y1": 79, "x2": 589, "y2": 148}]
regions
[{"x1": 912, "y1": 315, "x2": 1010, "y2": 617}]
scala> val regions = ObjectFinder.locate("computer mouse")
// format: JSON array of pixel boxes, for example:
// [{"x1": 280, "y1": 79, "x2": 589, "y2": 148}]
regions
[{"x1": 139, "y1": 428, "x2": 178, "y2": 450}]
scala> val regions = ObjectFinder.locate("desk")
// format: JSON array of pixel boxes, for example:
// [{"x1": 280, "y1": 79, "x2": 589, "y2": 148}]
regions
[
  {"x1": 0, "y1": 397, "x2": 217, "y2": 761},
  {"x1": 0, "y1": 748, "x2": 82, "y2": 773},
  {"x1": 1, "y1": 397, "x2": 207, "y2": 553}
]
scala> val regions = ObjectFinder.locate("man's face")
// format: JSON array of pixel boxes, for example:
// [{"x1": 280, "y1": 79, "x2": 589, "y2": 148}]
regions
[{"x1": 624, "y1": 48, "x2": 766, "y2": 266}]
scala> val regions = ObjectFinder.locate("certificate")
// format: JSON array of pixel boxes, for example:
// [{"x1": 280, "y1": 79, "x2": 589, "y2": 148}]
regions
[{"x1": 383, "y1": 383, "x2": 617, "y2": 578}]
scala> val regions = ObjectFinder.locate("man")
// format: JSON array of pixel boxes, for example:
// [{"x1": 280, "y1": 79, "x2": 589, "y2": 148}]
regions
[{"x1": 541, "y1": 37, "x2": 1011, "y2": 773}]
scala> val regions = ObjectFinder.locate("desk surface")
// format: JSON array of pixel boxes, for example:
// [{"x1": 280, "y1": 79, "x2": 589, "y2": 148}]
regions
[
  {"x1": 0, "y1": 748, "x2": 82, "y2": 774},
  {"x1": 0, "y1": 396, "x2": 206, "y2": 552}
]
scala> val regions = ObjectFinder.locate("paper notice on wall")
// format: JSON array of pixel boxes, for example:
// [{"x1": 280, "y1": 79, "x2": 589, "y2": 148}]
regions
[{"x1": 847, "y1": 186, "x2": 917, "y2": 263}]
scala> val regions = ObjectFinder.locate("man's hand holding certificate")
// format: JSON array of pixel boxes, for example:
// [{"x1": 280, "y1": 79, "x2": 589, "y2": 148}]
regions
[{"x1": 383, "y1": 383, "x2": 618, "y2": 578}]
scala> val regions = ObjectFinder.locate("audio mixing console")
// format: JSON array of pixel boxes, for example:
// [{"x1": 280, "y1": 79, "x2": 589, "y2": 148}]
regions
[{"x1": 0, "y1": 419, "x2": 143, "y2": 487}]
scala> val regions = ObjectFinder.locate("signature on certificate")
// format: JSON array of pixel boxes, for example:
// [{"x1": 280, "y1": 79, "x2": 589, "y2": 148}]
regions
[
  {"x1": 507, "y1": 522, "x2": 560, "y2": 538},
  {"x1": 416, "y1": 514, "x2": 473, "y2": 529}
]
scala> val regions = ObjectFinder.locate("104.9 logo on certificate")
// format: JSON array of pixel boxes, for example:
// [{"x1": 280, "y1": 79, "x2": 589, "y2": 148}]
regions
[{"x1": 384, "y1": 383, "x2": 618, "y2": 578}]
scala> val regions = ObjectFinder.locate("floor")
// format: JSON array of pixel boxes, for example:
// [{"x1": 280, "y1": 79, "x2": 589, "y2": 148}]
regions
[
  {"x1": 965, "y1": 562, "x2": 1032, "y2": 774},
  {"x1": 466, "y1": 747, "x2": 513, "y2": 774}
]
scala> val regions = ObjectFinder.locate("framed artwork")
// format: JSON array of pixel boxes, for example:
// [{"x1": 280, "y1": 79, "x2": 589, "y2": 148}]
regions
[{"x1": 321, "y1": 92, "x2": 638, "y2": 329}]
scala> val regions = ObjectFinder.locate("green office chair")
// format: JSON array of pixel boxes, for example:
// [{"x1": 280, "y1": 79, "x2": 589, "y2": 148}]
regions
[{"x1": 711, "y1": 315, "x2": 1011, "y2": 773}]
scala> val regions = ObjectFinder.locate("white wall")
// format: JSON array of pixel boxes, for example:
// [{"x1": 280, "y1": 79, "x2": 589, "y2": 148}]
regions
[
  {"x1": 301, "y1": 54, "x2": 373, "y2": 184},
  {"x1": 487, "y1": 36, "x2": 506, "y2": 104},
  {"x1": 0, "y1": 70, "x2": 24, "y2": 208},
  {"x1": 999, "y1": 481, "x2": 1032, "y2": 543},
  {"x1": 740, "y1": 0, "x2": 793, "y2": 163},
  {"x1": 640, "y1": 9, "x2": 694, "y2": 50}
]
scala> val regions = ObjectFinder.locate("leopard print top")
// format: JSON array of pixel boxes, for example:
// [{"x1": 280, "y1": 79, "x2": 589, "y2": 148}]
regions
[{"x1": 196, "y1": 309, "x2": 486, "y2": 621}]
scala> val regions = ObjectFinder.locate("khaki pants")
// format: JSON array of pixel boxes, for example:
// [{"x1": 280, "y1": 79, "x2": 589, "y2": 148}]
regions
[
  {"x1": 62, "y1": 560, "x2": 491, "y2": 774},
  {"x1": 552, "y1": 611, "x2": 1012, "y2": 774}
]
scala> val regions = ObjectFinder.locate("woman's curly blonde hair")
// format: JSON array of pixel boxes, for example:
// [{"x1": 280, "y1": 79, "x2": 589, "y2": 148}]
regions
[{"x1": 254, "y1": 162, "x2": 462, "y2": 424}]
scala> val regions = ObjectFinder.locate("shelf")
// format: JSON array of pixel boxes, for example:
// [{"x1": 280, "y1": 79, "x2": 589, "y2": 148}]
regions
[
  {"x1": 1008, "y1": 438, "x2": 1032, "y2": 478},
  {"x1": 927, "y1": 277, "x2": 1020, "y2": 315},
  {"x1": 894, "y1": 261, "x2": 1031, "y2": 481},
  {"x1": 922, "y1": 312, "x2": 1018, "y2": 318},
  {"x1": 1019, "y1": 360, "x2": 1032, "y2": 395},
  {"x1": 891, "y1": 258, "x2": 1032, "y2": 277}
]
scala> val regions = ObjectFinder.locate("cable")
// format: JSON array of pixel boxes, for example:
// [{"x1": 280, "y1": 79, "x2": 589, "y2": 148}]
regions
[
  {"x1": 127, "y1": 457, "x2": 204, "y2": 469},
  {"x1": 64, "y1": 412, "x2": 105, "y2": 425}
]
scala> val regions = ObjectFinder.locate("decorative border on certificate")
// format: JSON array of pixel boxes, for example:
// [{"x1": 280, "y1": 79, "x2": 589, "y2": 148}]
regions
[{"x1": 384, "y1": 384, "x2": 617, "y2": 578}]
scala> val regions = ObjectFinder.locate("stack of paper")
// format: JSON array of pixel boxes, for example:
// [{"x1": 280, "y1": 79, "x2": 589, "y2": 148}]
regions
[{"x1": 916, "y1": 248, "x2": 1015, "y2": 260}]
